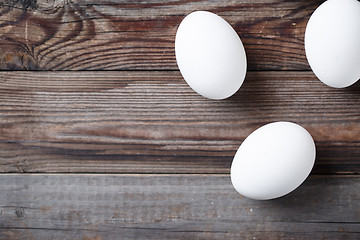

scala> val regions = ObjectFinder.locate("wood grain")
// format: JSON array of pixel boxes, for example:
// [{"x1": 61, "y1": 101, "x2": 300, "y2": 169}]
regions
[
  {"x1": 1, "y1": 71, "x2": 359, "y2": 174},
  {"x1": 1, "y1": 1, "x2": 359, "y2": 239},
  {"x1": 0, "y1": 0, "x2": 323, "y2": 71},
  {"x1": 0, "y1": 174, "x2": 359, "y2": 240}
]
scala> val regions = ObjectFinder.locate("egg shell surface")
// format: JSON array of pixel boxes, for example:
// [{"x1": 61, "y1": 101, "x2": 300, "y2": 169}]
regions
[
  {"x1": 231, "y1": 122, "x2": 316, "y2": 200},
  {"x1": 175, "y1": 11, "x2": 247, "y2": 99},
  {"x1": 305, "y1": 0, "x2": 360, "y2": 88}
]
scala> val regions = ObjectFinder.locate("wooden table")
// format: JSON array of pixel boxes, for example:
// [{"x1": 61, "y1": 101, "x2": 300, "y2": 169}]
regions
[{"x1": 0, "y1": 1, "x2": 359, "y2": 239}]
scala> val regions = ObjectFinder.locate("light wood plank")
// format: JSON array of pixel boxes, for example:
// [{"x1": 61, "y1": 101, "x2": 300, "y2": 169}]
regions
[
  {"x1": 0, "y1": 174, "x2": 359, "y2": 240},
  {"x1": 1, "y1": 71, "x2": 359, "y2": 174},
  {"x1": 0, "y1": 0, "x2": 323, "y2": 70}
]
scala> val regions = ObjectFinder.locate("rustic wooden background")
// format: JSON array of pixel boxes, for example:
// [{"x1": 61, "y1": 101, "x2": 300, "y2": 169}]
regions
[{"x1": 0, "y1": 0, "x2": 359, "y2": 239}]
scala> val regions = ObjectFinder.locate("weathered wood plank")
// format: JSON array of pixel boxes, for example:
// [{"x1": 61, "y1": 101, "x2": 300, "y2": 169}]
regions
[
  {"x1": 0, "y1": 0, "x2": 322, "y2": 70},
  {"x1": 0, "y1": 174, "x2": 359, "y2": 240},
  {"x1": 0, "y1": 71, "x2": 359, "y2": 174}
]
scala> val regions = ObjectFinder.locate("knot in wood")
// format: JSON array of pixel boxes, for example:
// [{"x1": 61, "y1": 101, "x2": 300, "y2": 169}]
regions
[{"x1": 15, "y1": 208, "x2": 25, "y2": 218}]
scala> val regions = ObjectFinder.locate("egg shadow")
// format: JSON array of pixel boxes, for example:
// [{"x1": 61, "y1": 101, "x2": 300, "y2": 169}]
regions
[
  {"x1": 224, "y1": 71, "x2": 297, "y2": 126},
  {"x1": 346, "y1": 78, "x2": 360, "y2": 94},
  {"x1": 260, "y1": 174, "x2": 331, "y2": 219},
  {"x1": 313, "y1": 141, "x2": 360, "y2": 175}
]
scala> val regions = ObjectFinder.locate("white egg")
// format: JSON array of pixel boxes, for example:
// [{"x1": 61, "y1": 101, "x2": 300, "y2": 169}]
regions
[
  {"x1": 305, "y1": 0, "x2": 360, "y2": 88},
  {"x1": 231, "y1": 122, "x2": 316, "y2": 200},
  {"x1": 175, "y1": 11, "x2": 247, "y2": 100}
]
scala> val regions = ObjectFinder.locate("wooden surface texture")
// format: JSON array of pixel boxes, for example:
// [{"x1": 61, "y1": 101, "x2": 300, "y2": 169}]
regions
[
  {"x1": 0, "y1": 0, "x2": 359, "y2": 239},
  {"x1": 0, "y1": 71, "x2": 360, "y2": 174},
  {"x1": 0, "y1": 0, "x2": 323, "y2": 71},
  {"x1": 1, "y1": 174, "x2": 359, "y2": 240}
]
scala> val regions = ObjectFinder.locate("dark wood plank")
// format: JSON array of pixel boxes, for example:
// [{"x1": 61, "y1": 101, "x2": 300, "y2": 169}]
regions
[
  {"x1": 0, "y1": 174, "x2": 359, "y2": 240},
  {"x1": 0, "y1": 71, "x2": 359, "y2": 174},
  {"x1": 0, "y1": 0, "x2": 323, "y2": 71}
]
